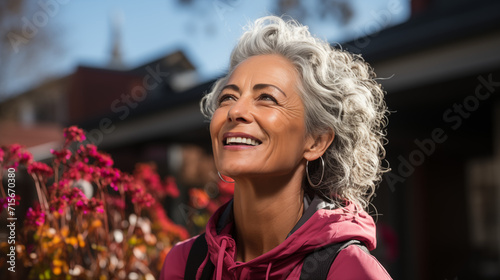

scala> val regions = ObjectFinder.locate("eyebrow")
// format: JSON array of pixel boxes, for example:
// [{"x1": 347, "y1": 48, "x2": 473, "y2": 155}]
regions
[{"x1": 221, "y1": 83, "x2": 287, "y2": 97}]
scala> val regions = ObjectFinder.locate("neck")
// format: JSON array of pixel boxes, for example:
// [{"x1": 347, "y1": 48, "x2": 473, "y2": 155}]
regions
[{"x1": 232, "y1": 167, "x2": 305, "y2": 262}]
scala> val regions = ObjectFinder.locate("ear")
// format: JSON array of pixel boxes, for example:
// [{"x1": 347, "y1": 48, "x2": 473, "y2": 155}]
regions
[{"x1": 304, "y1": 129, "x2": 335, "y2": 161}]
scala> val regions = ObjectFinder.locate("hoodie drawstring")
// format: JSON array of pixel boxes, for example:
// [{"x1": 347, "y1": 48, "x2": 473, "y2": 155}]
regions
[
  {"x1": 216, "y1": 239, "x2": 228, "y2": 280},
  {"x1": 265, "y1": 262, "x2": 273, "y2": 280}
]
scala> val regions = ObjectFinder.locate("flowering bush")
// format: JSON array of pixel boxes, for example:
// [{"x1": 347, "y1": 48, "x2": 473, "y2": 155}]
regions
[
  {"x1": 186, "y1": 174, "x2": 234, "y2": 232},
  {"x1": 0, "y1": 126, "x2": 189, "y2": 279}
]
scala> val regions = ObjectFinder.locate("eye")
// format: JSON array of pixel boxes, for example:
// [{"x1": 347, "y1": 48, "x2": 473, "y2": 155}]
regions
[
  {"x1": 257, "y1": 93, "x2": 278, "y2": 104},
  {"x1": 217, "y1": 93, "x2": 236, "y2": 105}
]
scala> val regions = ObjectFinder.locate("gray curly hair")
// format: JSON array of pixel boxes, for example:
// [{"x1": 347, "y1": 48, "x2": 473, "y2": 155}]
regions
[{"x1": 200, "y1": 16, "x2": 389, "y2": 210}]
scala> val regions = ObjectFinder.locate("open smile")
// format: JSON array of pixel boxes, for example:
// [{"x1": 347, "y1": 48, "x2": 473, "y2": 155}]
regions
[
  {"x1": 222, "y1": 133, "x2": 262, "y2": 147},
  {"x1": 225, "y1": 137, "x2": 260, "y2": 146}
]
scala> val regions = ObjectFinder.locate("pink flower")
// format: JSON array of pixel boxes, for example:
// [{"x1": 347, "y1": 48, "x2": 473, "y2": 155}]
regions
[
  {"x1": 69, "y1": 187, "x2": 86, "y2": 202},
  {"x1": 75, "y1": 200, "x2": 87, "y2": 209},
  {"x1": 25, "y1": 205, "x2": 45, "y2": 228},
  {"x1": 88, "y1": 197, "x2": 104, "y2": 214},
  {"x1": 131, "y1": 191, "x2": 155, "y2": 208},
  {"x1": 49, "y1": 196, "x2": 68, "y2": 214},
  {"x1": 134, "y1": 163, "x2": 162, "y2": 193},
  {"x1": 64, "y1": 162, "x2": 94, "y2": 181},
  {"x1": 75, "y1": 162, "x2": 93, "y2": 181},
  {"x1": 133, "y1": 163, "x2": 179, "y2": 198},
  {"x1": 100, "y1": 167, "x2": 122, "y2": 190},
  {"x1": 129, "y1": 182, "x2": 156, "y2": 208},
  {"x1": 69, "y1": 188, "x2": 92, "y2": 213},
  {"x1": 9, "y1": 144, "x2": 22, "y2": 155},
  {"x1": 58, "y1": 178, "x2": 72, "y2": 188},
  {"x1": 47, "y1": 180, "x2": 69, "y2": 199},
  {"x1": 78, "y1": 144, "x2": 98, "y2": 157},
  {"x1": 18, "y1": 150, "x2": 33, "y2": 165},
  {"x1": 78, "y1": 144, "x2": 113, "y2": 167},
  {"x1": 1, "y1": 144, "x2": 30, "y2": 169},
  {"x1": 63, "y1": 126, "x2": 86, "y2": 144},
  {"x1": 51, "y1": 148, "x2": 72, "y2": 164},
  {"x1": 120, "y1": 174, "x2": 134, "y2": 192},
  {"x1": 27, "y1": 162, "x2": 54, "y2": 178},
  {"x1": 164, "y1": 176, "x2": 180, "y2": 198},
  {"x1": 94, "y1": 152, "x2": 113, "y2": 167}
]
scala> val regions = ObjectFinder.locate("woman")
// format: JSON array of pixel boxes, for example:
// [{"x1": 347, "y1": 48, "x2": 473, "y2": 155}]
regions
[{"x1": 161, "y1": 16, "x2": 391, "y2": 279}]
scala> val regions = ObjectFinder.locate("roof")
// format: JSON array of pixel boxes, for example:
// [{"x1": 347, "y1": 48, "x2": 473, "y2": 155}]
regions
[
  {"x1": 0, "y1": 121, "x2": 63, "y2": 160},
  {"x1": 342, "y1": 0, "x2": 500, "y2": 92},
  {"x1": 343, "y1": 0, "x2": 500, "y2": 63}
]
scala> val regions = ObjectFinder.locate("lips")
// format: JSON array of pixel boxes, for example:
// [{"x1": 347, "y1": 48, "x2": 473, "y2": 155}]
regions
[{"x1": 223, "y1": 132, "x2": 262, "y2": 147}]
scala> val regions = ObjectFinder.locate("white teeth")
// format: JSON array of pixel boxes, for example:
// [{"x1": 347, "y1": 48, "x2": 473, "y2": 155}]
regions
[{"x1": 225, "y1": 137, "x2": 259, "y2": 146}]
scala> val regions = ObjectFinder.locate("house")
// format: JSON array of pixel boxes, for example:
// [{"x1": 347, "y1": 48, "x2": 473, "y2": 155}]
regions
[
  {"x1": 346, "y1": 0, "x2": 500, "y2": 278},
  {"x1": 0, "y1": 50, "x2": 205, "y2": 162}
]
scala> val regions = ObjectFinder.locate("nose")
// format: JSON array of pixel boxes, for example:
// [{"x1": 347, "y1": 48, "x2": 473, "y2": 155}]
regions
[{"x1": 227, "y1": 96, "x2": 252, "y2": 124}]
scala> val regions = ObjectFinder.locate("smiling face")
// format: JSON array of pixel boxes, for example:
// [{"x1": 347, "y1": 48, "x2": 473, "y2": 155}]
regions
[{"x1": 210, "y1": 54, "x2": 315, "y2": 180}]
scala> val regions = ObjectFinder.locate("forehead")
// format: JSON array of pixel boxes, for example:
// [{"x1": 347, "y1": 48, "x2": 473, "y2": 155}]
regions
[{"x1": 227, "y1": 54, "x2": 299, "y2": 89}]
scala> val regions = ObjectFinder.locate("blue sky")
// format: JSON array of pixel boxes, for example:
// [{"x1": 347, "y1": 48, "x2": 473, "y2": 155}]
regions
[{"x1": 4, "y1": 0, "x2": 410, "y2": 96}]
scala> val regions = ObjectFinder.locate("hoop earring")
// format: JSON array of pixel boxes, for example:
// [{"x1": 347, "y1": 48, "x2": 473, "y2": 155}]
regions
[
  {"x1": 218, "y1": 171, "x2": 235, "y2": 184},
  {"x1": 306, "y1": 156, "x2": 325, "y2": 187}
]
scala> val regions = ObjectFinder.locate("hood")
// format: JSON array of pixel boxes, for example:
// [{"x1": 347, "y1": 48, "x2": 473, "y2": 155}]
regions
[{"x1": 204, "y1": 195, "x2": 377, "y2": 280}]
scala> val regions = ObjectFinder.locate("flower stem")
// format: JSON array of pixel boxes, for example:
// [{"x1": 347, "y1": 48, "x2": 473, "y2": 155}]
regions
[
  {"x1": 97, "y1": 181, "x2": 110, "y2": 247},
  {"x1": 32, "y1": 174, "x2": 47, "y2": 213}
]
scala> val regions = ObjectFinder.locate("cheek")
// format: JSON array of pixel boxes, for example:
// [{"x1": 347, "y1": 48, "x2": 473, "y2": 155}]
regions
[
  {"x1": 268, "y1": 111, "x2": 306, "y2": 139},
  {"x1": 210, "y1": 110, "x2": 225, "y2": 138}
]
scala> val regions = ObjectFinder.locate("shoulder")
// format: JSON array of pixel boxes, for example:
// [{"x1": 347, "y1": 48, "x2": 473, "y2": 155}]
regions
[
  {"x1": 328, "y1": 245, "x2": 392, "y2": 280},
  {"x1": 159, "y1": 236, "x2": 198, "y2": 280}
]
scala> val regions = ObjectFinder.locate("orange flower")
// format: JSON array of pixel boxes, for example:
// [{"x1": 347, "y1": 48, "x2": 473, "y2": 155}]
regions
[{"x1": 189, "y1": 188, "x2": 210, "y2": 209}]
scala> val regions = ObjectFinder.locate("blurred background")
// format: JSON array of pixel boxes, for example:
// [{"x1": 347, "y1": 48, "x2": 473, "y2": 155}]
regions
[{"x1": 0, "y1": 0, "x2": 499, "y2": 279}]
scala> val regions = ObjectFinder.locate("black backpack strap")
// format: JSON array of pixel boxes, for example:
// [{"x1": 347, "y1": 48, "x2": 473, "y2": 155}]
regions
[
  {"x1": 184, "y1": 233, "x2": 215, "y2": 280},
  {"x1": 300, "y1": 240, "x2": 369, "y2": 280}
]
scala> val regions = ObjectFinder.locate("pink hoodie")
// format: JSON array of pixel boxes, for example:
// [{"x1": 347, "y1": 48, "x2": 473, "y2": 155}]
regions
[{"x1": 160, "y1": 196, "x2": 392, "y2": 279}]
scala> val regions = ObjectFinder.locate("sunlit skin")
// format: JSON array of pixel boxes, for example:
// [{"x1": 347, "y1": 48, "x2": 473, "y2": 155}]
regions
[{"x1": 210, "y1": 54, "x2": 334, "y2": 262}]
